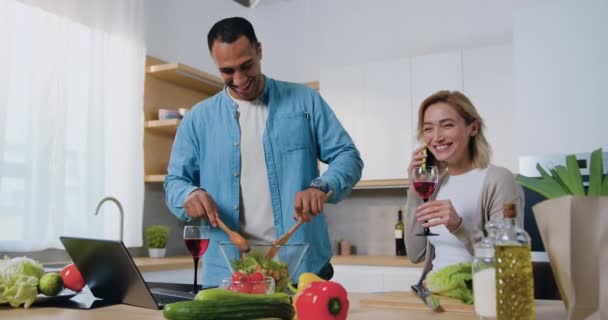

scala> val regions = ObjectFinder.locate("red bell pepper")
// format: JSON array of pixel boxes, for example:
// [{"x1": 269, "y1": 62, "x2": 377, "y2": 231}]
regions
[{"x1": 295, "y1": 281, "x2": 349, "y2": 320}]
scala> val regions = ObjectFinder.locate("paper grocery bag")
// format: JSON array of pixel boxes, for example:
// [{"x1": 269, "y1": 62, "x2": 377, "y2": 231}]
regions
[{"x1": 533, "y1": 196, "x2": 608, "y2": 320}]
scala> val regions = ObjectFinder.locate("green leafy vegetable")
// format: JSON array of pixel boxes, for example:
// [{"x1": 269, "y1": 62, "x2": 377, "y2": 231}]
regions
[
  {"x1": 426, "y1": 262, "x2": 473, "y2": 304},
  {"x1": 516, "y1": 148, "x2": 608, "y2": 198},
  {"x1": 232, "y1": 252, "x2": 289, "y2": 292},
  {"x1": 0, "y1": 256, "x2": 45, "y2": 308},
  {"x1": 565, "y1": 155, "x2": 585, "y2": 195},
  {"x1": 588, "y1": 149, "x2": 604, "y2": 196}
]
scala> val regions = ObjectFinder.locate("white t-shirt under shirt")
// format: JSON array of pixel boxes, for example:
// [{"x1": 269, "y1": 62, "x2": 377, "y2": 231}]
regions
[
  {"x1": 227, "y1": 89, "x2": 276, "y2": 242},
  {"x1": 428, "y1": 168, "x2": 488, "y2": 271}
]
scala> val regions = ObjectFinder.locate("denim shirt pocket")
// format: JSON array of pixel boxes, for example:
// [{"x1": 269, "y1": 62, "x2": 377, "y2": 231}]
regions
[{"x1": 273, "y1": 111, "x2": 314, "y2": 151}]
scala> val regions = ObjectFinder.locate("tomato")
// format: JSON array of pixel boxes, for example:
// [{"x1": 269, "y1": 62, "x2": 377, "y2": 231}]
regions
[
  {"x1": 229, "y1": 282, "x2": 252, "y2": 294},
  {"x1": 60, "y1": 263, "x2": 85, "y2": 292},
  {"x1": 231, "y1": 272, "x2": 247, "y2": 282},
  {"x1": 250, "y1": 283, "x2": 268, "y2": 294},
  {"x1": 247, "y1": 272, "x2": 264, "y2": 282}
]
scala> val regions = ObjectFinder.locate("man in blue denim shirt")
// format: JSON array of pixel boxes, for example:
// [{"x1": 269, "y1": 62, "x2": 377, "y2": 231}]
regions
[{"x1": 164, "y1": 17, "x2": 363, "y2": 286}]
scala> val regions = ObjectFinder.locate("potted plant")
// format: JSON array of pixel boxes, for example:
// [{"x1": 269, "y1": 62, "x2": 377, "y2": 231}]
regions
[{"x1": 145, "y1": 225, "x2": 170, "y2": 258}]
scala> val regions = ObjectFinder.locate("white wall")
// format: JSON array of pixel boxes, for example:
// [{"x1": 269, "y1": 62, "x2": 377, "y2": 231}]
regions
[
  {"x1": 144, "y1": 0, "x2": 528, "y2": 83},
  {"x1": 514, "y1": 0, "x2": 608, "y2": 156}
]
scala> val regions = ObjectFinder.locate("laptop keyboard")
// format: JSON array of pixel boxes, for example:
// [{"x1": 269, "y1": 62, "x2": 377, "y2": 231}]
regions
[
  {"x1": 153, "y1": 293, "x2": 189, "y2": 306},
  {"x1": 150, "y1": 288, "x2": 195, "y2": 306}
]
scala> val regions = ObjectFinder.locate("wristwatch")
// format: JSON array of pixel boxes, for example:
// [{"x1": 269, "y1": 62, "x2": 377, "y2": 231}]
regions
[{"x1": 309, "y1": 178, "x2": 329, "y2": 194}]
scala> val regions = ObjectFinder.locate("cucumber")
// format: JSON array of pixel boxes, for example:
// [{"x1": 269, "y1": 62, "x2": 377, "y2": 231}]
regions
[
  {"x1": 163, "y1": 289, "x2": 294, "y2": 320},
  {"x1": 162, "y1": 300, "x2": 295, "y2": 320},
  {"x1": 194, "y1": 288, "x2": 291, "y2": 304}
]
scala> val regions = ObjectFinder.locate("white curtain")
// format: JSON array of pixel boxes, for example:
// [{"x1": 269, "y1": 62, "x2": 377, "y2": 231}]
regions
[{"x1": 0, "y1": 0, "x2": 145, "y2": 250}]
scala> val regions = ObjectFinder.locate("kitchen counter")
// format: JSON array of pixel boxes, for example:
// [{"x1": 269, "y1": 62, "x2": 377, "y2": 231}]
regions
[
  {"x1": 43, "y1": 257, "x2": 194, "y2": 273},
  {"x1": 53, "y1": 255, "x2": 419, "y2": 272},
  {"x1": 0, "y1": 292, "x2": 566, "y2": 320},
  {"x1": 331, "y1": 255, "x2": 421, "y2": 267}
]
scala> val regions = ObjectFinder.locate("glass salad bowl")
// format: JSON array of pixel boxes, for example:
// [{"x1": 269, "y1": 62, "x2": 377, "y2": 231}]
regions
[
  {"x1": 218, "y1": 240, "x2": 309, "y2": 292},
  {"x1": 220, "y1": 275, "x2": 275, "y2": 294}
]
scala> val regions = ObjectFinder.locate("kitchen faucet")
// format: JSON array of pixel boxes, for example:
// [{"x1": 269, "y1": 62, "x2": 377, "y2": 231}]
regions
[{"x1": 94, "y1": 196, "x2": 124, "y2": 242}]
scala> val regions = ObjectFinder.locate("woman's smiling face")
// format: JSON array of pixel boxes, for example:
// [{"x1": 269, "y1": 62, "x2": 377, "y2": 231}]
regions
[{"x1": 422, "y1": 102, "x2": 478, "y2": 172}]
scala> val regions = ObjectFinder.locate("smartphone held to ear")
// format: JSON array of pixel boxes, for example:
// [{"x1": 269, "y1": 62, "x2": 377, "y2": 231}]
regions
[{"x1": 423, "y1": 146, "x2": 436, "y2": 167}]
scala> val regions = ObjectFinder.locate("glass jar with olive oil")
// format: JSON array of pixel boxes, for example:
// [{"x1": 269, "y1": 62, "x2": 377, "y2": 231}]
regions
[{"x1": 494, "y1": 203, "x2": 535, "y2": 320}]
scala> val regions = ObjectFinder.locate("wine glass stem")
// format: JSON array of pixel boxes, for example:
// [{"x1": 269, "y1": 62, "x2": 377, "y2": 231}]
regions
[
  {"x1": 193, "y1": 257, "x2": 200, "y2": 293},
  {"x1": 423, "y1": 198, "x2": 430, "y2": 234}
]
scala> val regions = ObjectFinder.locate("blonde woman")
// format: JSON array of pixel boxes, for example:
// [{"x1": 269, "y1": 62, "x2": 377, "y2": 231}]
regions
[{"x1": 405, "y1": 90, "x2": 524, "y2": 274}]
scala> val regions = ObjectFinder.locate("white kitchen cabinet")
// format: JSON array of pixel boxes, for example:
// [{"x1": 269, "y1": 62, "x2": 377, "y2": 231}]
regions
[
  {"x1": 321, "y1": 59, "x2": 412, "y2": 182},
  {"x1": 361, "y1": 59, "x2": 412, "y2": 181},
  {"x1": 332, "y1": 265, "x2": 422, "y2": 293},
  {"x1": 319, "y1": 64, "x2": 365, "y2": 177},
  {"x1": 320, "y1": 46, "x2": 521, "y2": 182},
  {"x1": 463, "y1": 44, "x2": 518, "y2": 172},
  {"x1": 411, "y1": 50, "x2": 464, "y2": 146}
]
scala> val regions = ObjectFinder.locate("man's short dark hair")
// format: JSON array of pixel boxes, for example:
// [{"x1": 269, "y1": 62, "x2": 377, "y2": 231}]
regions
[{"x1": 207, "y1": 17, "x2": 259, "y2": 52}]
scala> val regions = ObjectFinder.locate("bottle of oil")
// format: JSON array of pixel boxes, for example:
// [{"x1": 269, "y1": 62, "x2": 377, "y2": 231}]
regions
[{"x1": 494, "y1": 203, "x2": 535, "y2": 320}]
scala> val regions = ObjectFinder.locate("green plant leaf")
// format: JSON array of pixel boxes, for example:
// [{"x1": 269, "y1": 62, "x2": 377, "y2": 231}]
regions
[
  {"x1": 537, "y1": 164, "x2": 570, "y2": 194},
  {"x1": 602, "y1": 173, "x2": 608, "y2": 196},
  {"x1": 588, "y1": 148, "x2": 604, "y2": 196},
  {"x1": 553, "y1": 165, "x2": 583, "y2": 195},
  {"x1": 515, "y1": 175, "x2": 569, "y2": 199},
  {"x1": 549, "y1": 166, "x2": 572, "y2": 194},
  {"x1": 565, "y1": 155, "x2": 585, "y2": 196}
]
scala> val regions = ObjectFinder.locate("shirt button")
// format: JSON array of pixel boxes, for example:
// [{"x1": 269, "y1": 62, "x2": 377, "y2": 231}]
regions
[
  {"x1": 234, "y1": 142, "x2": 239, "y2": 148},
  {"x1": 233, "y1": 205, "x2": 238, "y2": 210},
  {"x1": 233, "y1": 172, "x2": 239, "y2": 177}
]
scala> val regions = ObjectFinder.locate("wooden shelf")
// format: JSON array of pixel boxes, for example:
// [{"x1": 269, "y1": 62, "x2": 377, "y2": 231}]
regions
[
  {"x1": 305, "y1": 81, "x2": 320, "y2": 90},
  {"x1": 146, "y1": 63, "x2": 223, "y2": 94},
  {"x1": 354, "y1": 179, "x2": 409, "y2": 189},
  {"x1": 144, "y1": 119, "x2": 180, "y2": 135},
  {"x1": 144, "y1": 175, "x2": 409, "y2": 189},
  {"x1": 145, "y1": 174, "x2": 166, "y2": 183}
]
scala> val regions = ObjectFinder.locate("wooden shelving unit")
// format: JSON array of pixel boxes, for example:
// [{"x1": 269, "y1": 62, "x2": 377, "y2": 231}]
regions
[
  {"x1": 354, "y1": 179, "x2": 409, "y2": 189},
  {"x1": 144, "y1": 119, "x2": 180, "y2": 135},
  {"x1": 143, "y1": 56, "x2": 223, "y2": 181},
  {"x1": 146, "y1": 63, "x2": 224, "y2": 94},
  {"x1": 144, "y1": 174, "x2": 166, "y2": 183},
  {"x1": 305, "y1": 81, "x2": 320, "y2": 90}
]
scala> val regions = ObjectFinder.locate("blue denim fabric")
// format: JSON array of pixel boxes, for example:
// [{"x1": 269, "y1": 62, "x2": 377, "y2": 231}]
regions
[{"x1": 164, "y1": 76, "x2": 363, "y2": 286}]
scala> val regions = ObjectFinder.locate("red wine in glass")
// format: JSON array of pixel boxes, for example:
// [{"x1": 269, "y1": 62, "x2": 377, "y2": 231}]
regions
[
  {"x1": 412, "y1": 182, "x2": 436, "y2": 200},
  {"x1": 412, "y1": 165, "x2": 439, "y2": 237},
  {"x1": 183, "y1": 225, "x2": 210, "y2": 293},
  {"x1": 184, "y1": 238, "x2": 210, "y2": 258}
]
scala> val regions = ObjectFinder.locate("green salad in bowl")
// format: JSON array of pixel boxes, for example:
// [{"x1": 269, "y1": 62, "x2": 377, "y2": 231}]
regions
[{"x1": 218, "y1": 241, "x2": 309, "y2": 292}]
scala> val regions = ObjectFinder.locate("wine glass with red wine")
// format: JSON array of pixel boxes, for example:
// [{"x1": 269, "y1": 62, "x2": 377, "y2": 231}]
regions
[
  {"x1": 183, "y1": 225, "x2": 210, "y2": 293},
  {"x1": 412, "y1": 165, "x2": 439, "y2": 236}
]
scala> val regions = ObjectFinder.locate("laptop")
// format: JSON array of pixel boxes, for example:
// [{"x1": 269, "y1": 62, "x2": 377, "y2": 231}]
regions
[{"x1": 60, "y1": 236, "x2": 197, "y2": 309}]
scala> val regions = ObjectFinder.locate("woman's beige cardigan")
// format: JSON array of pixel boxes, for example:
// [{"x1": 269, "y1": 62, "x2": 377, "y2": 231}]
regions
[{"x1": 405, "y1": 165, "x2": 525, "y2": 276}]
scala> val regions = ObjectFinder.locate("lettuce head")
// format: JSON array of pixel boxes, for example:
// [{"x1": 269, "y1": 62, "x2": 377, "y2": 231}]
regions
[
  {"x1": 0, "y1": 256, "x2": 45, "y2": 308},
  {"x1": 426, "y1": 262, "x2": 473, "y2": 304}
]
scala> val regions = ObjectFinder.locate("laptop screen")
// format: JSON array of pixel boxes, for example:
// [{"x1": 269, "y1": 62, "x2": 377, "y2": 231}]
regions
[{"x1": 60, "y1": 236, "x2": 159, "y2": 309}]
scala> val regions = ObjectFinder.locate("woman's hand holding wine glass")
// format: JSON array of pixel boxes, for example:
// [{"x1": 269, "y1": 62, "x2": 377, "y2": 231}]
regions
[
  {"x1": 415, "y1": 199, "x2": 463, "y2": 232},
  {"x1": 411, "y1": 165, "x2": 439, "y2": 236}
]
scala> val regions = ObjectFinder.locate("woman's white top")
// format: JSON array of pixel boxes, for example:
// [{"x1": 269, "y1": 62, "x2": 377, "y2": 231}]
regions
[{"x1": 428, "y1": 168, "x2": 488, "y2": 271}]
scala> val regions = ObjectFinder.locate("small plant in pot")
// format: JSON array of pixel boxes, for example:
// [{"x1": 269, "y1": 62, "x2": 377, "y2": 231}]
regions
[{"x1": 146, "y1": 225, "x2": 170, "y2": 258}]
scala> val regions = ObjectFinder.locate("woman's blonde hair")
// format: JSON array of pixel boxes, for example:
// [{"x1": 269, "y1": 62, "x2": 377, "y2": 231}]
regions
[{"x1": 417, "y1": 90, "x2": 491, "y2": 169}]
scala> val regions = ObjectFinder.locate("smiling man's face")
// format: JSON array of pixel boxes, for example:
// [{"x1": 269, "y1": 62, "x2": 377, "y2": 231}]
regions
[{"x1": 211, "y1": 35, "x2": 264, "y2": 101}]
